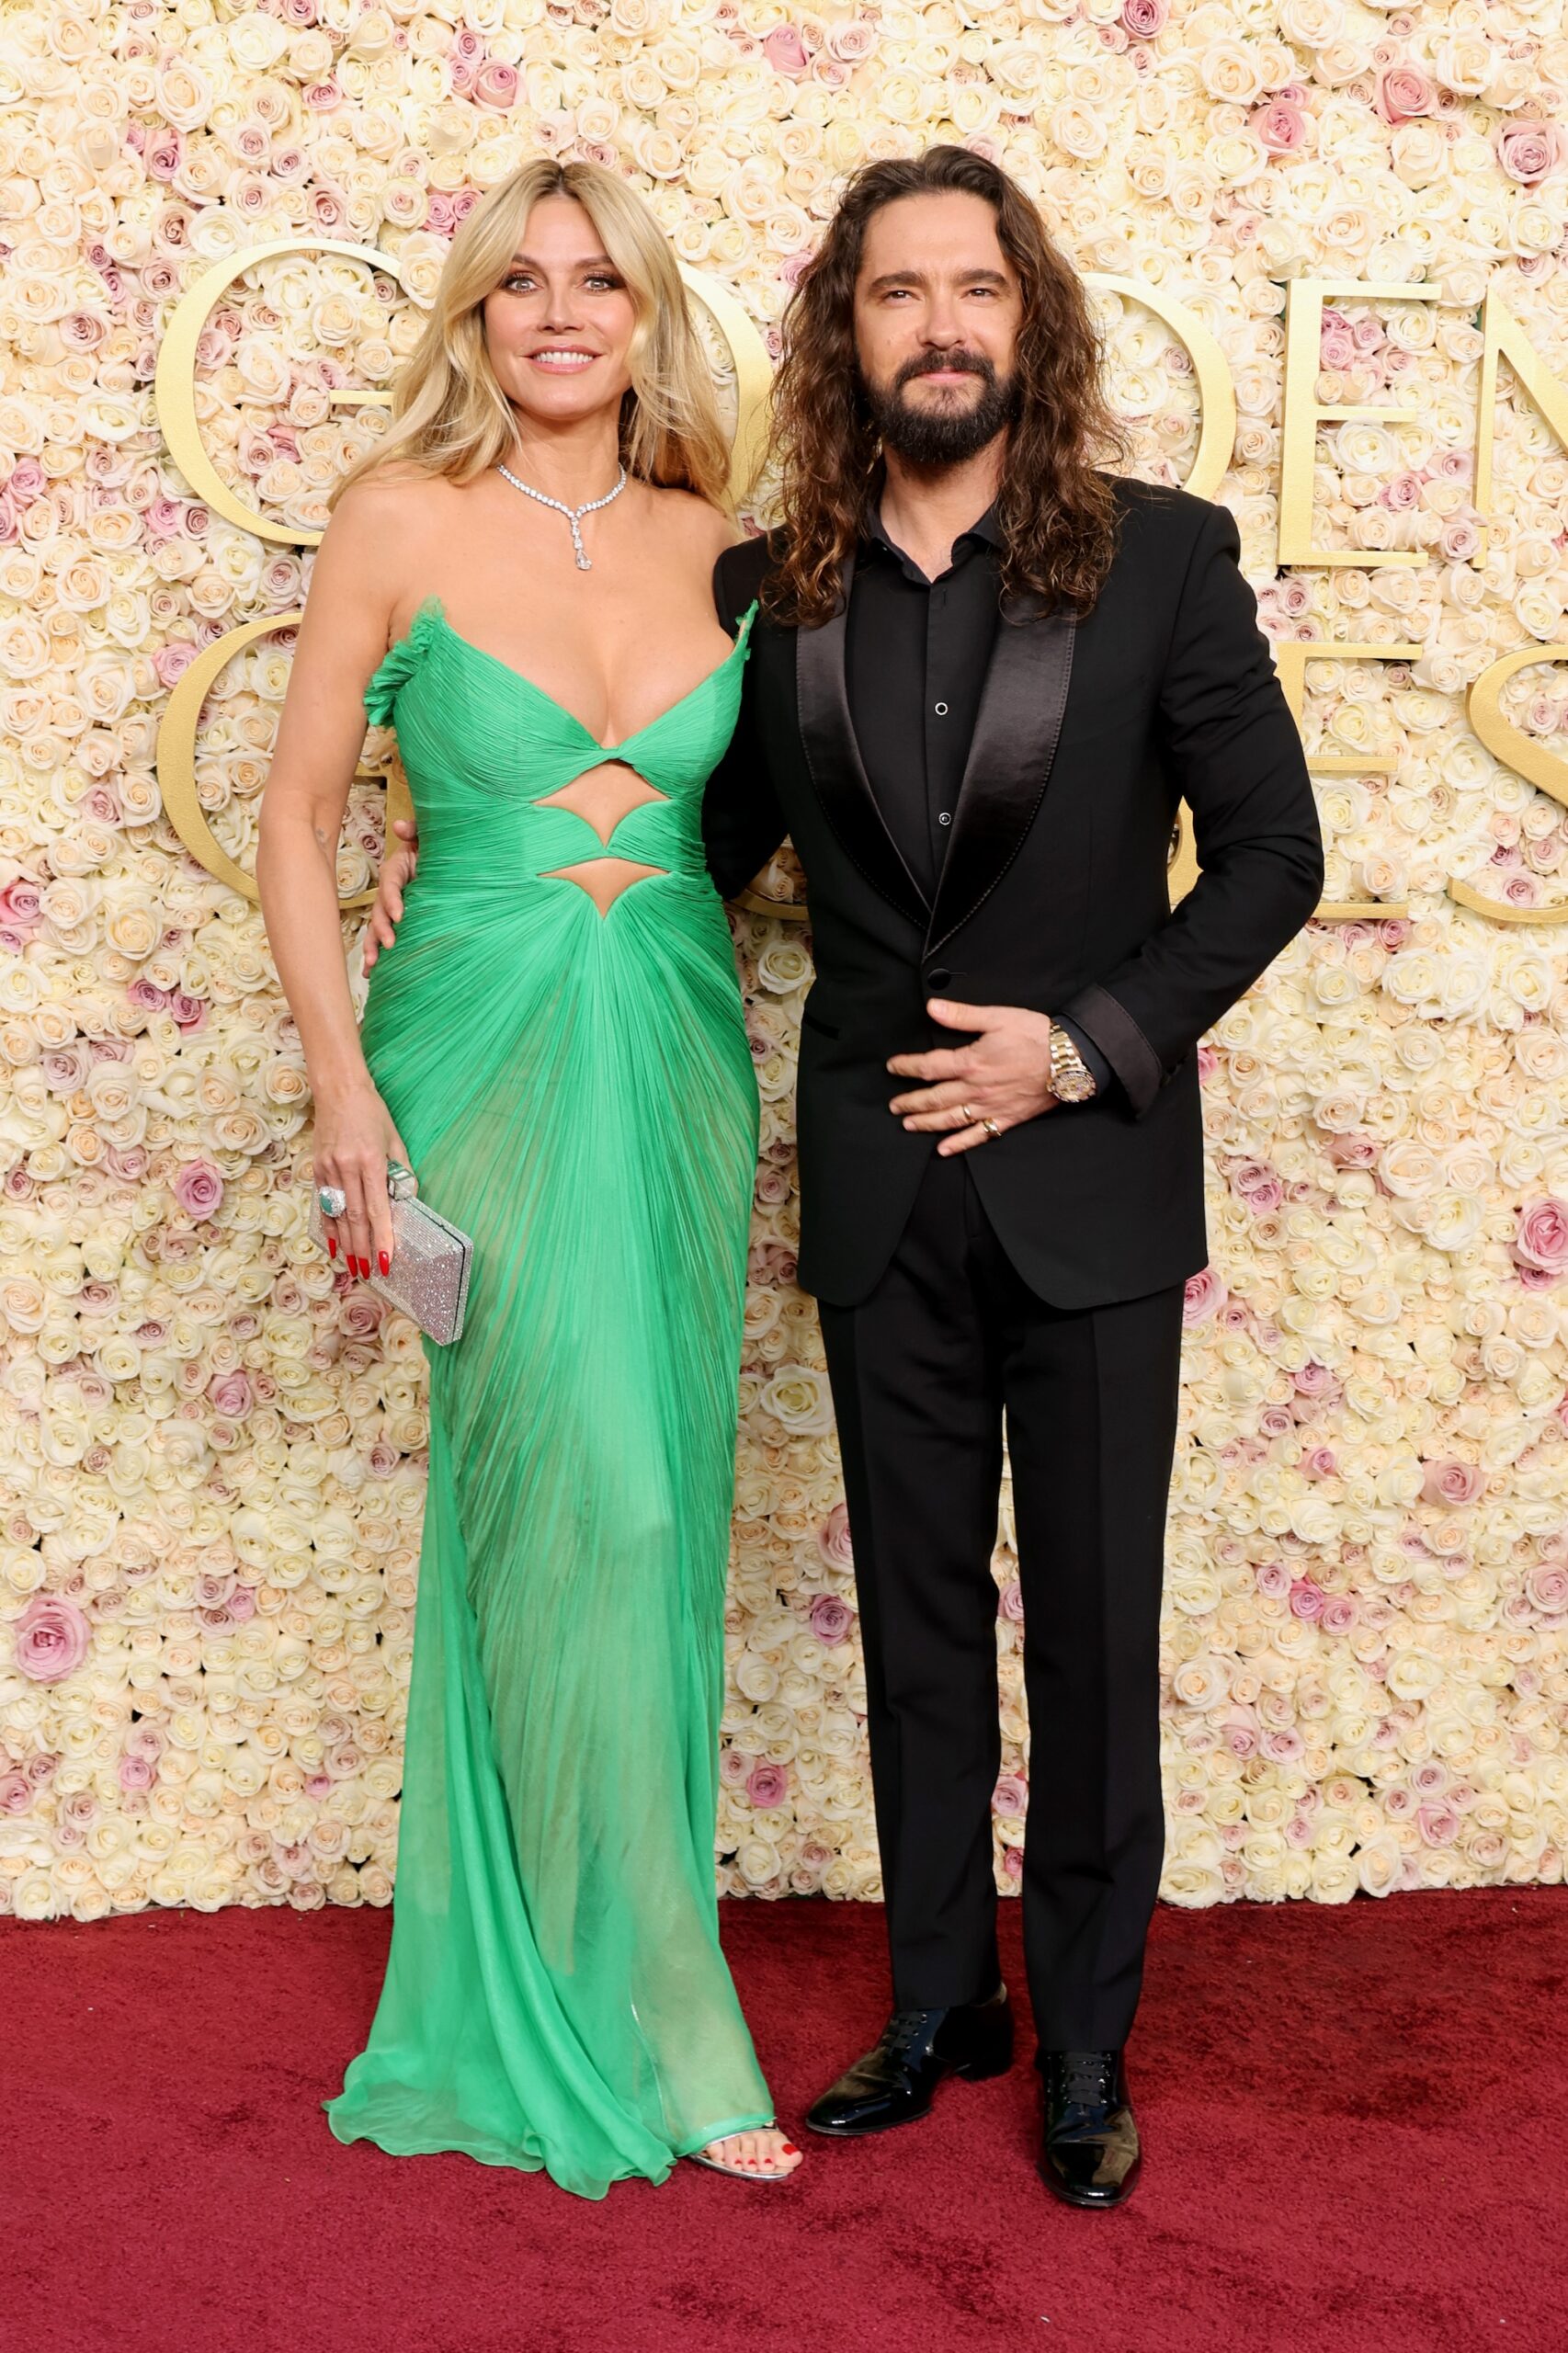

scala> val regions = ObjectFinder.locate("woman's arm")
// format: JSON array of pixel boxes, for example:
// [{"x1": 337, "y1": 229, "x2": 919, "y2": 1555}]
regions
[{"x1": 256, "y1": 483, "x2": 412, "y2": 1279}]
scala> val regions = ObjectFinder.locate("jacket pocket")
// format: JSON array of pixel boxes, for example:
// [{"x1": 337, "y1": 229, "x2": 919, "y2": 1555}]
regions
[{"x1": 801, "y1": 1002, "x2": 841, "y2": 1040}]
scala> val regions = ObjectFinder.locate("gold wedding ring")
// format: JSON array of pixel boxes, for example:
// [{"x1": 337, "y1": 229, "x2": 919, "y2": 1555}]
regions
[
  {"x1": 959, "y1": 1103, "x2": 977, "y2": 1125},
  {"x1": 981, "y1": 1119, "x2": 1002, "y2": 1141}
]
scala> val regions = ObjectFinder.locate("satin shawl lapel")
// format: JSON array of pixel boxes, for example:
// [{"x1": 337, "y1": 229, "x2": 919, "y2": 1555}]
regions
[
  {"x1": 926, "y1": 597, "x2": 1078, "y2": 957},
  {"x1": 794, "y1": 550, "x2": 930, "y2": 932}
]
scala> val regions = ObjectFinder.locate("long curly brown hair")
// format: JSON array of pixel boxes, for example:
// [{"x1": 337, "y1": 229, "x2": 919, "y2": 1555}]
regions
[{"x1": 763, "y1": 146, "x2": 1130, "y2": 627}]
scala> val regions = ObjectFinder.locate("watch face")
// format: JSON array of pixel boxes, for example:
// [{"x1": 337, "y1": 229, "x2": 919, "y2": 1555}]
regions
[{"x1": 1052, "y1": 1035, "x2": 1095, "y2": 1099}]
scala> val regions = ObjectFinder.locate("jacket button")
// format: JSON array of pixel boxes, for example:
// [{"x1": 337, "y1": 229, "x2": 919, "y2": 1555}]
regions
[{"x1": 926, "y1": 966, "x2": 953, "y2": 993}]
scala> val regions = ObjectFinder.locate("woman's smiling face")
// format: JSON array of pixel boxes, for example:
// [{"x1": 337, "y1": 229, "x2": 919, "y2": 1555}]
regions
[{"x1": 483, "y1": 193, "x2": 639, "y2": 428}]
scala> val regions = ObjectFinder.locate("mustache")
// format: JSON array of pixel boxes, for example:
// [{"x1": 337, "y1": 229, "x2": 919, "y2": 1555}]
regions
[{"x1": 893, "y1": 348, "x2": 994, "y2": 389}]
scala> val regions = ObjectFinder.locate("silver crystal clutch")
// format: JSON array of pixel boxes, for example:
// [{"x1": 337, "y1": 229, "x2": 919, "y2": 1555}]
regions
[{"x1": 309, "y1": 1159, "x2": 472, "y2": 1347}]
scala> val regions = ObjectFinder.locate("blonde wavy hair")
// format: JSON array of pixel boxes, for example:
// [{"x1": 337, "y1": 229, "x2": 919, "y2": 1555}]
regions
[{"x1": 329, "y1": 157, "x2": 733, "y2": 510}]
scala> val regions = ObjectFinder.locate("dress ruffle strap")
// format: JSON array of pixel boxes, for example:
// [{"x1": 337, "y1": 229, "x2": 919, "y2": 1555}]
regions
[{"x1": 364, "y1": 596, "x2": 445, "y2": 726}]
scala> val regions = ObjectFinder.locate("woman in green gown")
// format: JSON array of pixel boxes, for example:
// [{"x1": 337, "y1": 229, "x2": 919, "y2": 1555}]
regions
[{"x1": 256, "y1": 160, "x2": 801, "y2": 2198}]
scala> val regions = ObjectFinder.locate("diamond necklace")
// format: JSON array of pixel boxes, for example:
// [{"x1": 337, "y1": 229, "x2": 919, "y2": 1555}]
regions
[{"x1": 494, "y1": 458, "x2": 628, "y2": 571}]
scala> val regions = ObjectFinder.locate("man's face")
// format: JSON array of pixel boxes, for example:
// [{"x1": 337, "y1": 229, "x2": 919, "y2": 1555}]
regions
[{"x1": 852, "y1": 190, "x2": 1024, "y2": 469}]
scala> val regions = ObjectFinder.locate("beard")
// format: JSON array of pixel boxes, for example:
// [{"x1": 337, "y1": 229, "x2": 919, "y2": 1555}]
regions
[{"x1": 861, "y1": 347, "x2": 1019, "y2": 470}]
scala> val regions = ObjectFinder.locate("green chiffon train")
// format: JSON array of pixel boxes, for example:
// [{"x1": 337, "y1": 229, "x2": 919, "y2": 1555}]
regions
[{"x1": 322, "y1": 596, "x2": 772, "y2": 2200}]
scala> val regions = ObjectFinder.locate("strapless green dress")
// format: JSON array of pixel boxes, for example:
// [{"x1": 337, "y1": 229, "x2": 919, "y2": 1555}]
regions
[{"x1": 322, "y1": 595, "x2": 772, "y2": 2199}]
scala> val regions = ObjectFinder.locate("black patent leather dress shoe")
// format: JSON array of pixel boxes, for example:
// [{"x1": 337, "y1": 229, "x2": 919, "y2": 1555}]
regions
[
  {"x1": 1038, "y1": 2049, "x2": 1141, "y2": 2209},
  {"x1": 805, "y1": 1984, "x2": 1013, "y2": 2137}
]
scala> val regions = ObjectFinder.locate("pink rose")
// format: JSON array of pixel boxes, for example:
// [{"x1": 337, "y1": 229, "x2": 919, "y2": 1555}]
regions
[
  {"x1": 171, "y1": 1158, "x2": 223, "y2": 1219},
  {"x1": 1422, "y1": 1460, "x2": 1483, "y2": 1506},
  {"x1": 763, "y1": 23, "x2": 810, "y2": 74},
  {"x1": 153, "y1": 642, "x2": 197, "y2": 688},
  {"x1": 1515, "y1": 1197, "x2": 1568, "y2": 1273},
  {"x1": 1375, "y1": 64, "x2": 1434, "y2": 124},
  {"x1": 1252, "y1": 99, "x2": 1307, "y2": 154},
  {"x1": 144, "y1": 130, "x2": 182, "y2": 180},
  {"x1": 1232, "y1": 1160, "x2": 1284, "y2": 1212},
  {"x1": 0, "y1": 1770, "x2": 32, "y2": 1814},
  {"x1": 809, "y1": 1593, "x2": 853, "y2": 1643},
  {"x1": 472, "y1": 60, "x2": 518, "y2": 108},
  {"x1": 1182, "y1": 1267, "x2": 1226, "y2": 1325},
  {"x1": 0, "y1": 877, "x2": 40, "y2": 930},
  {"x1": 992, "y1": 1774, "x2": 1029, "y2": 1817},
  {"x1": 13, "y1": 1596, "x2": 90, "y2": 1683},
  {"x1": 208, "y1": 1370, "x2": 253, "y2": 1417},
  {"x1": 1256, "y1": 1559, "x2": 1291, "y2": 1599},
  {"x1": 1121, "y1": 0, "x2": 1166, "y2": 33},
  {"x1": 1302, "y1": 1447, "x2": 1337, "y2": 1479},
  {"x1": 1319, "y1": 311, "x2": 1357, "y2": 371},
  {"x1": 1416, "y1": 1801, "x2": 1460, "y2": 1847},
  {"x1": 747, "y1": 1761, "x2": 789, "y2": 1809},
  {"x1": 117, "y1": 1755, "x2": 155, "y2": 1791},
  {"x1": 1526, "y1": 1561, "x2": 1568, "y2": 1613},
  {"x1": 1290, "y1": 1577, "x2": 1326, "y2": 1620},
  {"x1": 1495, "y1": 121, "x2": 1566, "y2": 187},
  {"x1": 816, "y1": 1502, "x2": 854, "y2": 1572}
]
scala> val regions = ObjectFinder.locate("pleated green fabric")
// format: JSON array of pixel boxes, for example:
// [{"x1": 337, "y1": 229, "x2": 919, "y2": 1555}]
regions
[{"x1": 322, "y1": 595, "x2": 773, "y2": 2199}]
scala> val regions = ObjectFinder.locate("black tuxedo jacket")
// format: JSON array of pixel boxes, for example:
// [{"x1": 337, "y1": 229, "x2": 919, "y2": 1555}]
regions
[{"x1": 704, "y1": 478, "x2": 1324, "y2": 1311}]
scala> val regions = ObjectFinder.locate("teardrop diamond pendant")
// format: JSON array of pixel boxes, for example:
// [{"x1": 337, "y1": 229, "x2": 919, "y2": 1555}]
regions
[{"x1": 494, "y1": 460, "x2": 628, "y2": 572}]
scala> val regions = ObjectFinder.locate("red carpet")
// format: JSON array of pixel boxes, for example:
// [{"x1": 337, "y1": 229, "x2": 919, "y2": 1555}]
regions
[{"x1": 2, "y1": 1888, "x2": 1562, "y2": 2353}]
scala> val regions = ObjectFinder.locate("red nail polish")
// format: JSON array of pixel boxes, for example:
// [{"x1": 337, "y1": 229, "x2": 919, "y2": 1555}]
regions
[
  {"x1": 378, "y1": 1250, "x2": 390, "y2": 1276},
  {"x1": 327, "y1": 1237, "x2": 337, "y2": 1259},
  {"x1": 359, "y1": 1256, "x2": 371, "y2": 1279}
]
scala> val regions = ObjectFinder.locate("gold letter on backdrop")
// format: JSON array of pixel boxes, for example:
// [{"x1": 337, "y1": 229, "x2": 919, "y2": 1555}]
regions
[
  {"x1": 1449, "y1": 647, "x2": 1568, "y2": 925},
  {"x1": 154, "y1": 234, "x2": 771, "y2": 902},
  {"x1": 1278, "y1": 280, "x2": 1441, "y2": 568},
  {"x1": 1272, "y1": 642, "x2": 1422, "y2": 919},
  {"x1": 1474, "y1": 290, "x2": 1568, "y2": 521}
]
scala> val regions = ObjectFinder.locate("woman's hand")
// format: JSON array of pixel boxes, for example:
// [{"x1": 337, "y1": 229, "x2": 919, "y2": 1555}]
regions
[
  {"x1": 313, "y1": 1084, "x2": 412, "y2": 1279},
  {"x1": 361, "y1": 816, "x2": 420, "y2": 975}
]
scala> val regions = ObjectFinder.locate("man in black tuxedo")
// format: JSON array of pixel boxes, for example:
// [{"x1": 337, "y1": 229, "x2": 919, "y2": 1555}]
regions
[
  {"x1": 365, "y1": 146, "x2": 1323, "y2": 2208},
  {"x1": 700, "y1": 146, "x2": 1322, "y2": 2209}
]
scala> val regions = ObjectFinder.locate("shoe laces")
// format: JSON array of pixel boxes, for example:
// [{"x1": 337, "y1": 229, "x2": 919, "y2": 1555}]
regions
[
  {"x1": 881, "y1": 2008, "x2": 936, "y2": 2061},
  {"x1": 1057, "y1": 2051, "x2": 1116, "y2": 2107}
]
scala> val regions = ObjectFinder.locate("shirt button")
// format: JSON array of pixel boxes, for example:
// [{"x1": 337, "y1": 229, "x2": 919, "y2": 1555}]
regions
[
  {"x1": 934, "y1": 700, "x2": 949, "y2": 715},
  {"x1": 937, "y1": 811, "x2": 952, "y2": 826}
]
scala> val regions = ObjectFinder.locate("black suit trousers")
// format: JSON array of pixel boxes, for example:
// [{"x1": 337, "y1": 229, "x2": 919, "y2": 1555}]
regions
[{"x1": 816, "y1": 1150, "x2": 1185, "y2": 2052}]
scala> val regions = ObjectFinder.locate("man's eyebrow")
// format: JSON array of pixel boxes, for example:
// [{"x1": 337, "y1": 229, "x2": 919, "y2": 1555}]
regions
[{"x1": 862, "y1": 267, "x2": 1011, "y2": 293}]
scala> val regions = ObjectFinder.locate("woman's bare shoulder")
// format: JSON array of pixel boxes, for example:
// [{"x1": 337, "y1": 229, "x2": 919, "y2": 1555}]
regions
[
  {"x1": 329, "y1": 464, "x2": 464, "y2": 532},
  {"x1": 647, "y1": 483, "x2": 744, "y2": 560}
]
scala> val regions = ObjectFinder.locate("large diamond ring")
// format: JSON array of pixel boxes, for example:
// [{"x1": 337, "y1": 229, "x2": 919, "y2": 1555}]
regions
[{"x1": 318, "y1": 1184, "x2": 347, "y2": 1218}]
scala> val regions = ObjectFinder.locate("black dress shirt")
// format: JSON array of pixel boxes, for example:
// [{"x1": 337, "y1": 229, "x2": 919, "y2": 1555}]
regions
[{"x1": 843, "y1": 498, "x2": 1111, "y2": 1095}]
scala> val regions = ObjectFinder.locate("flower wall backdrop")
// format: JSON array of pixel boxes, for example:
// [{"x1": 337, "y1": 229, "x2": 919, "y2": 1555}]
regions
[{"x1": 1, "y1": 0, "x2": 1566, "y2": 1922}]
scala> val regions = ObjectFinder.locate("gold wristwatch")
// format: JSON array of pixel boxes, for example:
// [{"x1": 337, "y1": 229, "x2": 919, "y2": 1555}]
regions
[{"x1": 1048, "y1": 1019, "x2": 1097, "y2": 1103}]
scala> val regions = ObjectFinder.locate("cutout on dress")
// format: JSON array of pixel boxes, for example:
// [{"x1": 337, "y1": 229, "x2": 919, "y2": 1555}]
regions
[
  {"x1": 544, "y1": 857, "x2": 668, "y2": 915},
  {"x1": 539, "y1": 760, "x2": 672, "y2": 914},
  {"x1": 537, "y1": 759, "x2": 669, "y2": 840}
]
